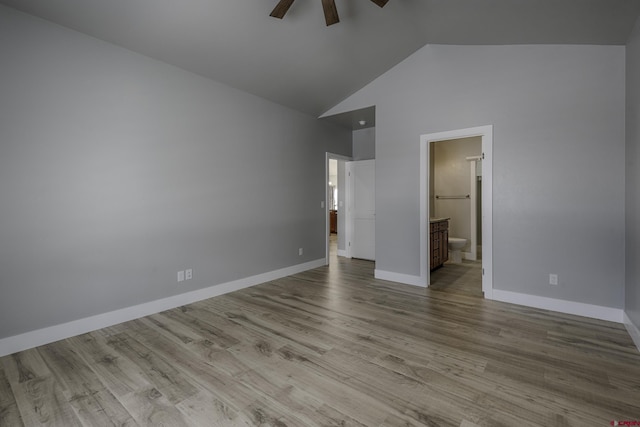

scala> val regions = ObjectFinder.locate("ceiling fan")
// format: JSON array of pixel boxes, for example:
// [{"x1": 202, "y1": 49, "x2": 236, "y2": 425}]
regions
[{"x1": 270, "y1": 0, "x2": 389, "y2": 26}]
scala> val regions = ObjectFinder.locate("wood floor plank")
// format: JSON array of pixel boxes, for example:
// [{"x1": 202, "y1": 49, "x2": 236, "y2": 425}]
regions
[
  {"x1": 120, "y1": 320, "x2": 260, "y2": 412},
  {"x1": 0, "y1": 362, "x2": 24, "y2": 427},
  {"x1": 119, "y1": 386, "x2": 191, "y2": 427},
  {"x1": 231, "y1": 374, "x2": 329, "y2": 427},
  {"x1": 1, "y1": 250, "x2": 639, "y2": 426},
  {"x1": 159, "y1": 307, "x2": 242, "y2": 349},
  {"x1": 209, "y1": 303, "x2": 332, "y2": 356},
  {"x1": 11, "y1": 376, "x2": 83, "y2": 427},
  {"x1": 104, "y1": 330, "x2": 199, "y2": 406},
  {"x1": 38, "y1": 340, "x2": 138, "y2": 426},
  {"x1": 1, "y1": 349, "x2": 51, "y2": 386},
  {"x1": 143, "y1": 312, "x2": 207, "y2": 346},
  {"x1": 481, "y1": 359, "x2": 628, "y2": 424},
  {"x1": 175, "y1": 389, "x2": 253, "y2": 426},
  {"x1": 66, "y1": 331, "x2": 153, "y2": 399},
  {"x1": 314, "y1": 404, "x2": 370, "y2": 427},
  {"x1": 225, "y1": 341, "x2": 393, "y2": 425}
]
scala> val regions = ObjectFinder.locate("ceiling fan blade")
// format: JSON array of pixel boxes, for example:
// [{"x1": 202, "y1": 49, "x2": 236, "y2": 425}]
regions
[
  {"x1": 270, "y1": 0, "x2": 295, "y2": 19},
  {"x1": 321, "y1": 0, "x2": 340, "y2": 26},
  {"x1": 369, "y1": 0, "x2": 389, "y2": 7}
]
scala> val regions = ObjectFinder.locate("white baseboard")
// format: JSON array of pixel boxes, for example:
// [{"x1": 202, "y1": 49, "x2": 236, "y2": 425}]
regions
[
  {"x1": 491, "y1": 289, "x2": 623, "y2": 323},
  {"x1": 0, "y1": 259, "x2": 325, "y2": 358},
  {"x1": 337, "y1": 249, "x2": 347, "y2": 257},
  {"x1": 624, "y1": 312, "x2": 640, "y2": 353},
  {"x1": 375, "y1": 269, "x2": 426, "y2": 288}
]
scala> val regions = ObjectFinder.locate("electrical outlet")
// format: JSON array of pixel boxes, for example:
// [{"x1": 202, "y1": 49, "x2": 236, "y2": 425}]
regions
[
  {"x1": 299, "y1": 248, "x2": 303, "y2": 256},
  {"x1": 185, "y1": 269, "x2": 193, "y2": 280},
  {"x1": 177, "y1": 271, "x2": 185, "y2": 282},
  {"x1": 549, "y1": 274, "x2": 558, "y2": 286},
  {"x1": 321, "y1": 201, "x2": 325, "y2": 208}
]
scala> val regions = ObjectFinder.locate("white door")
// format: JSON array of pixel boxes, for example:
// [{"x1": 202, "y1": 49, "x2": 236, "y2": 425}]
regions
[{"x1": 346, "y1": 159, "x2": 375, "y2": 260}]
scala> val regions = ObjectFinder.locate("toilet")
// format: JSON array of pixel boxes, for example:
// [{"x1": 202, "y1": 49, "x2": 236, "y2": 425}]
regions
[{"x1": 448, "y1": 237, "x2": 467, "y2": 264}]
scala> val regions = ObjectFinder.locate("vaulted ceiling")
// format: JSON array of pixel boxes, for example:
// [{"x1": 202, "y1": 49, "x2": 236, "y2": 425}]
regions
[{"x1": 2, "y1": 0, "x2": 639, "y2": 119}]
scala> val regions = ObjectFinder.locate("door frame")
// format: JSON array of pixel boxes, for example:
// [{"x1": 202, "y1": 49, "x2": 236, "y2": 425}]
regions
[
  {"x1": 419, "y1": 125, "x2": 494, "y2": 298},
  {"x1": 325, "y1": 152, "x2": 352, "y2": 265}
]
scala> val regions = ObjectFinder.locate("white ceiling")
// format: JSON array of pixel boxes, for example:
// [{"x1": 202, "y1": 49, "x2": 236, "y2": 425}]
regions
[{"x1": 2, "y1": 0, "x2": 639, "y2": 122}]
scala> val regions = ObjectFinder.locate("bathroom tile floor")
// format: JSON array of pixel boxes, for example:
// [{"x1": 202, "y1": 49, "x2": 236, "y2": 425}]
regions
[{"x1": 430, "y1": 259, "x2": 483, "y2": 297}]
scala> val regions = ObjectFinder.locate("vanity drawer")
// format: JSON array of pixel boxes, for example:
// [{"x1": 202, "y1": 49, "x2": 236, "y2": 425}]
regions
[{"x1": 430, "y1": 219, "x2": 449, "y2": 270}]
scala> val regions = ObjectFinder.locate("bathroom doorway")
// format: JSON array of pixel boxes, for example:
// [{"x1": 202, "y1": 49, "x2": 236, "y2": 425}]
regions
[
  {"x1": 419, "y1": 125, "x2": 493, "y2": 299},
  {"x1": 429, "y1": 136, "x2": 482, "y2": 297},
  {"x1": 431, "y1": 137, "x2": 482, "y2": 261}
]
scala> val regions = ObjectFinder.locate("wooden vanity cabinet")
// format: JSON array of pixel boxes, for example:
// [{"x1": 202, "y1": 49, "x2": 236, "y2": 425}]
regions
[
  {"x1": 430, "y1": 219, "x2": 449, "y2": 270},
  {"x1": 329, "y1": 210, "x2": 337, "y2": 234}
]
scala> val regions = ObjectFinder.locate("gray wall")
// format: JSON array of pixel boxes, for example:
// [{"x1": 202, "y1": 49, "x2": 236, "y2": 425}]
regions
[
  {"x1": 324, "y1": 44, "x2": 626, "y2": 309},
  {"x1": 353, "y1": 128, "x2": 375, "y2": 160},
  {"x1": 0, "y1": 5, "x2": 351, "y2": 339},
  {"x1": 626, "y1": 17, "x2": 640, "y2": 329}
]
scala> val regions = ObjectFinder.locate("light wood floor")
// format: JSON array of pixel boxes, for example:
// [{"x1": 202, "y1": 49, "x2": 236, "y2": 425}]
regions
[{"x1": 1, "y1": 254, "x2": 640, "y2": 426}]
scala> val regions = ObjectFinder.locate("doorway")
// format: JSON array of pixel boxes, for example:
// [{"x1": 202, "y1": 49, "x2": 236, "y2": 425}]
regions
[
  {"x1": 419, "y1": 125, "x2": 493, "y2": 299},
  {"x1": 429, "y1": 137, "x2": 482, "y2": 297},
  {"x1": 325, "y1": 152, "x2": 351, "y2": 265}
]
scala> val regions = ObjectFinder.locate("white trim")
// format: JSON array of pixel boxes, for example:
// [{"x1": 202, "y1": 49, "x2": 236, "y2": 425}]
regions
[
  {"x1": 345, "y1": 161, "x2": 353, "y2": 259},
  {"x1": 467, "y1": 158, "x2": 478, "y2": 261},
  {"x1": 482, "y1": 126, "x2": 493, "y2": 300},
  {"x1": 492, "y1": 289, "x2": 623, "y2": 323},
  {"x1": 419, "y1": 139, "x2": 429, "y2": 287},
  {"x1": 0, "y1": 259, "x2": 325, "y2": 357},
  {"x1": 420, "y1": 125, "x2": 493, "y2": 298},
  {"x1": 337, "y1": 249, "x2": 348, "y2": 257},
  {"x1": 375, "y1": 269, "x2": 426, "y2": 287},
  {"x1": 624, "y1": 312, "x2": 640, "y2": 353}
]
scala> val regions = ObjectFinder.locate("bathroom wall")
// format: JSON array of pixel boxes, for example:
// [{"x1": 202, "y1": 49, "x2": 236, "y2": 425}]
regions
[{"x1": 433, "y1": 137, "x2": 482, "y2": 251}]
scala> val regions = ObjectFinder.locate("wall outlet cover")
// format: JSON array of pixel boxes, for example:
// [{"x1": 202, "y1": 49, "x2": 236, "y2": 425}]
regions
[{"x1": 178, "y1": 271, "x2": 185, "y2": 282}]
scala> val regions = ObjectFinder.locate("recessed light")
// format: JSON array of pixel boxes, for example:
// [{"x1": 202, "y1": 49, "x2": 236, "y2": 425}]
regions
[{"x1": 359, "y1": 120, "x2": 367, "y2": 126}]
